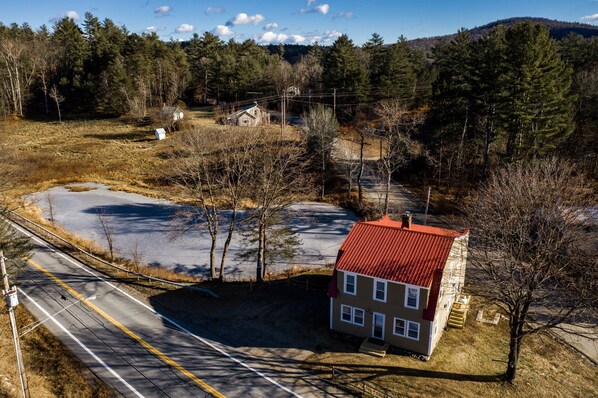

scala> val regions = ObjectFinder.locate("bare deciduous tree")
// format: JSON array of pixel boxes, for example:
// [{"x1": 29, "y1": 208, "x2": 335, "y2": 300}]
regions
[
  {"x1": 49, "y1": 85, "x2": 64, "y2": 123},
  {"x1": 375, "y1": 100, "x2": 426, "y2": 214},
  {"x1": 97, "y1": 209, "x2": 116, "y2": 262},
  {"x1": 45, "y1": 192, "x2": 56, "y2": 224},
  {"x1": 465, "y1": 159, "x2": 598, "y2": 382},
  {"x1": 302, "y1": 105, "x2": 339, "y2": 199},
  {"x1": 248, "y1": 136, "x2": 309, "y2": 283},
  {"x1": 169, "y1": 127, "x2": 256, "y2": 281}
]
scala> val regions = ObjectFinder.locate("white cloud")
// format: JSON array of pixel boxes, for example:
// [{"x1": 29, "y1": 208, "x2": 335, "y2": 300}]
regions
[
  {"x1": 259, "y1": 31, "x2": 306, "y2": 44},
  {"x1": 205, "y1": 6, "x2": 225, "y2": 15},
  {"x1": 212, "y1": 25, "x2": 234, "y2": 36},
  {"x1": 175, "y1": 24, "x2": 194, "y2": 33},
  {"x1": 316, "y1": 4, "x2": 330, "y2": 14},
  {"x1": 50, "y1": 10, "x2": 80, "y2": 23},
  {"x1": 226, "y1": 13, "x2": 265, "y2": 26},
  {"x1": 334, "y1": 11, "x2": 353, "y2": 19},
  {"x1": 65, "y1": 11, "x2": 80, "y2": 20},
  {"x1": 323, "y1": 30, "x2": 342, "y2": 41},
  {"x1": 145, "y1": 26, "x2": 166, "y2": 34},
  {"x1": 300, "y1": 3, "x2": 330, "y2": 15},
  {"x1": 307, "y1": 0, "x2": 316, "y2": 5},
  {"x1": 264, "y1": 22, "x2": 279, "y2": 31},
  {"x1": 287, "y1": 34, "x2": 306, "y2": 44},
  {"x1": 155, "y1": 5, "x2": 172, "y2": 17},
  {"x1": 260, "y1": 31, "x2": 286, "y2": 43},
  {"x1": 581, "y1": 13, "x2": 598, "y2": 22}
]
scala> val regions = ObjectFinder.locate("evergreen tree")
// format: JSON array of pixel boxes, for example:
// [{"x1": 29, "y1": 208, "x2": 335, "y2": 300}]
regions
[
  {"x1": 323, "y1": 34, "x2": 369, "y2": 101},
  {"x1": 500, "y1": 22, "x2": 574, "y2": 159},
  {"x1": 430, "y1": 29, "x2": 474, "y2": 187},
  {"x1": 379, "y1": 36, "x2": 416, "y2": 101},
  {"x1": 470, "y1": 27, "x2": 507, "y2": 176},
  {"x1": 187, "y1": 32, "x2": 222, "y2": 103},
  {"x1": 52, "y1": 17, "x2": 90, "y2": 111},
  {"x1": 363, "y1": 33, "x2": 386, "y2": 92}
]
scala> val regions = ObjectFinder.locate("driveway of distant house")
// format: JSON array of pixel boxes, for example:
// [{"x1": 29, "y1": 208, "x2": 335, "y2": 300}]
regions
[{"x1": 27, "y1": 183, "x2": 356, "y2": 279}]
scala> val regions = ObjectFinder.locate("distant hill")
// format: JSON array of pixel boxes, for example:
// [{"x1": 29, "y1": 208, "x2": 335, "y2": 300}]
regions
[{"x1": 408, "y1": 17, "x2": 598, "y2": 53}]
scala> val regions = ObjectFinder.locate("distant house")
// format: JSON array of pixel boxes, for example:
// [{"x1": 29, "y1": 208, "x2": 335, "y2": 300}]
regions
[
  {"x1": 155, "y1": 128, "x2": 166, "y2": 140},
  {"x1": 328, "y1": 213, "x2": 469, "y2": 357},
  {"x1": 222, "y1": 102, "x2": 270, "y2": 127},
  {"x1": 161, "y1": 106, "x2": 184, "y2": 122}
]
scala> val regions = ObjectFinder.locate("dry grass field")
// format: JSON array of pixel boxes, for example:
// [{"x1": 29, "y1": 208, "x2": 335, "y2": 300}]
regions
[
  {"x1": 1, "y1": 110, "x2": 302, "y2": 201},
  {"x1": 304, "y1": 297, "x2": 598, "y2": 398}
]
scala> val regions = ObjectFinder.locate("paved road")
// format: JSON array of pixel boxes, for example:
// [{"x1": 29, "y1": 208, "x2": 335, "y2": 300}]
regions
[{"x1": 11, "y1": 222, "x2": 349, "y2": 398}]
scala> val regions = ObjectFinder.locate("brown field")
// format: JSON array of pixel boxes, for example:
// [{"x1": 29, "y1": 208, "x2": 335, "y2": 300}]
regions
[
  {"x1": 0, "y1": 110, "x2": 302, "y2": 201},
  {"x1": 304, "y1": 298, "x2": 598, "y2": 398}
]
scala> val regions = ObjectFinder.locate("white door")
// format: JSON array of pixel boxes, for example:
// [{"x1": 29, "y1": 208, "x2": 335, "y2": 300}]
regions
[{"x1": 372, "y1": 312, "x2": 385, "y2": 340}]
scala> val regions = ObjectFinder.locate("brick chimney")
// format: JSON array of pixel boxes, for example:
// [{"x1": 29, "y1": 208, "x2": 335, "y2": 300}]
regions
[{"x1": 401, "y1": 212, "x2": 412, "y2": 229}]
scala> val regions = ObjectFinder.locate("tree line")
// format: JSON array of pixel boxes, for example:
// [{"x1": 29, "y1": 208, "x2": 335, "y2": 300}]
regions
[{"x1": 1, "y1": 15, "x2": 595, "y2": 179}]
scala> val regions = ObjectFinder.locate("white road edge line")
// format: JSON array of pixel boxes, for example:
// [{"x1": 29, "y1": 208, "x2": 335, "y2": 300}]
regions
[
  {"x1": 18, "y1": 287, "x2": 145, "y2": 398},
  {"x1": 11, "y1": 222, "x2": 305, "y2": 398}
]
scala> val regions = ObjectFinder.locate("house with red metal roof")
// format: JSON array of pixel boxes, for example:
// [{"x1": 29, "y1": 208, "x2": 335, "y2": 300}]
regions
[{"x1": 328, "y1": 212, "x2": 469, "y2": 357}]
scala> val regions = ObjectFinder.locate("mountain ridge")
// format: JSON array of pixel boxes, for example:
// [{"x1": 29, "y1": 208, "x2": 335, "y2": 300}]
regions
[{"x1": 408, "y1": 17, "x2": 598, "y2": 52}]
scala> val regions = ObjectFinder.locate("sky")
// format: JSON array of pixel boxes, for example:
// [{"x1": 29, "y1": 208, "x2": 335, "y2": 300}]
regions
[{"x1": 1, "y1": 0, "x2": 597, "y2": 45}]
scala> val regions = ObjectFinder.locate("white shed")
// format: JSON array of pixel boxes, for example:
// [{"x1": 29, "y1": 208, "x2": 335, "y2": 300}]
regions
[{"x1": 155, "y1": 128, "x2": 166, "y2": 140}]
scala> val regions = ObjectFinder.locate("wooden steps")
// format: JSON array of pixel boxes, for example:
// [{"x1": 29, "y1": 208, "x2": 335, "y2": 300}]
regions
[
  {"x1": 448, "y1": 294, "x2": 471, "y2": 329},
  {"x1": 359, "y1": 338, "x2": 390, "y2": 358}
]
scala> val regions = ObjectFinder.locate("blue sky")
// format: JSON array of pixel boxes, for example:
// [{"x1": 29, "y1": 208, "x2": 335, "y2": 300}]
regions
[{"x1": 2, "y1": 1, "x2": 597, "y2": 45}]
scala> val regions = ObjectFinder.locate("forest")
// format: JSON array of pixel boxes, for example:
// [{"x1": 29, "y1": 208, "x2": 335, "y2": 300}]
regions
[{"x1": 0, "y1": 12, "x2": 597, "y2": 190}]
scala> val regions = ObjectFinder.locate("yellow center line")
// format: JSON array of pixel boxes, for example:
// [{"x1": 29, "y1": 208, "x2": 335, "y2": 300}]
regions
[{"x1": 25, "y1": 257, "x2": 226, "y2": 398}]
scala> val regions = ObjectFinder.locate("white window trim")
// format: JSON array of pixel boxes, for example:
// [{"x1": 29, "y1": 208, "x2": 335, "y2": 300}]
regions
[
  {"x1": 373, "y1": 279, "x2": 387, "y2": 302},
  {"x1": 393, "y1": 317, "x2": 406, "y2": 337},
  {"x1": 404, "y1": 285, "x2": 420, "y2": 309},
  {"x1": 340, "y1": 304, "x2": 364, "y2": 327},
  {"x1": 372, "y1": 312, "x2": 385, "y2": 340},
  {"x1": 406, "y1": 321, "x2": 420, "y2": 341},
  {"x1": 344, "y1": 272, "x2": 357, "y2": 295},
  {"x1": 393, "y1": 317, "x2": 420, "y2": 341},
  {"x1": 353, "y1": 308, "x2": 365, "y2": 326},
  {"x1": 340, "y1": 304, "x2": 352, "y2": 323}
]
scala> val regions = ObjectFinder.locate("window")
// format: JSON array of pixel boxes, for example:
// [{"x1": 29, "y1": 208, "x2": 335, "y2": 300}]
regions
[
  {"x1": 344, "y1": 273, "x2": 356, "y2": 295},
  {"x1": 373, "y1": 279, "x2": 387, "y2": 302},
  {"x1": 393, "y1": 318, "x2": 406, "y2": 337},
  {"x1": 405, "y1": 286, "x2": 419, "y2": 309},
  {"x1": 407, "y1": 322, "x2": 420, "y2": 340},
  {"x1": 353, "y1": 308, "x2": 365, "y2": 326},
  {"x1": 394, "y1": 318, "x2": 420, "y2": 340},
  {"x1": 341, "y1": 305, "x2": 352, "y2": 322},
  {"x1": 340, "y1": 305, "x2": 365, "y2": 326}
]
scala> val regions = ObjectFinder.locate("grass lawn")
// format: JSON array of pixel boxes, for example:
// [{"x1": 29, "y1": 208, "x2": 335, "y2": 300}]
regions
[{"x1": 304, "y1": 297, "x2": 598, "y2": 398}]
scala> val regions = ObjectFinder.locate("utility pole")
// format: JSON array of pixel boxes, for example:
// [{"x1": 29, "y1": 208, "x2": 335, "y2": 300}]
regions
[
  {"x1": 1, "y1": 252, "x2": 29, "y2": 398},
  {"x1": 424, "y1": 186, "x2": 431, "y2": 225},
  {"x1": 333, "y1": 88, "x2": 336, "y2": 118},
  {"x1": 280, "y1": 92, "x2": 285, "y2": 137}
]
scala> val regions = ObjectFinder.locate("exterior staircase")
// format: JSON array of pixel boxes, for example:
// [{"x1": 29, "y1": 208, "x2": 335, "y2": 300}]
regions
[
  {"x1": 359, "y1": 338, "x2": 390, "y2": 358},
  {"x1": 448, "y1": 294, "x2": 471, "y2": 329}
]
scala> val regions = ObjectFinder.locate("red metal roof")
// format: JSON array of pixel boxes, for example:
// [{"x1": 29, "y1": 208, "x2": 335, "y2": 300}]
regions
[{"x1": 335, "y1": 216, "x2": 467, "y2": 288}]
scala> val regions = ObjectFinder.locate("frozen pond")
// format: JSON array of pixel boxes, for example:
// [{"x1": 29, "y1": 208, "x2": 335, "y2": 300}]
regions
[{"x1": 27, "y1": 183, "x2": 356, "y2": 279}]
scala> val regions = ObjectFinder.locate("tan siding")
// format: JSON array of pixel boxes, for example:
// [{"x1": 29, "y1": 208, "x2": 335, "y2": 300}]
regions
[{"x1": 332, "y1": 271, "x2": 432, "y2": 355}]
